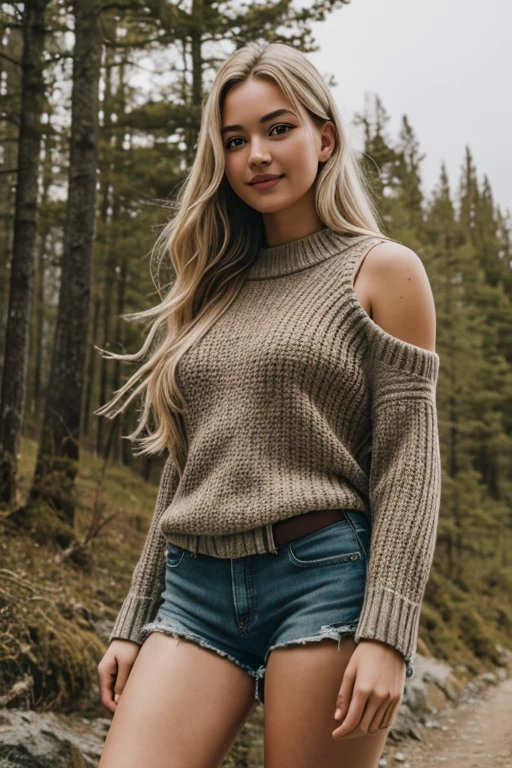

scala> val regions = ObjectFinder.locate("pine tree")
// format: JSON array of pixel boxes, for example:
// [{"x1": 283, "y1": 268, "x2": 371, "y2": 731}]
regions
[
  {"x1": 0, "y1": 0, "x2": 47, "y2": 506},
  {"x1": 23, "y1": 0, "x2": 103, "y2": 535}
]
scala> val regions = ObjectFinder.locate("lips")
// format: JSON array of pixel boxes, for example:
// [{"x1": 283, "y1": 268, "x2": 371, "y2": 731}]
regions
[
  {"x1": 248, "y1": 175, "x2": 285, "y2": 191},
  {"x1": 249, "y1": 174, "x2": 284, "y2": 185}
]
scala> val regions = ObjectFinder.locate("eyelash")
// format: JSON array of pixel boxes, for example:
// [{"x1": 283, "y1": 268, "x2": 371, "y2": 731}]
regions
[{"x1": 224, "y1": 123, "x2": 294, "y2": 150}]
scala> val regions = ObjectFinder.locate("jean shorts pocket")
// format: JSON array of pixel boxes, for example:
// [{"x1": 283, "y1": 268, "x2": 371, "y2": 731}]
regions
[
  {"x1": 166, "y1": 541, "x2": 186, "y2": 568},
  {"x1": 287, "y1": 519, "x2": 363, "y2": 568}
]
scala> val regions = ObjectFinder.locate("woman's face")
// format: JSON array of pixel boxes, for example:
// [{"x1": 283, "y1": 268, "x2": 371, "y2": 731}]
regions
[{"x1": 221, "y1": 77, "x2": 335, "y2": 220}]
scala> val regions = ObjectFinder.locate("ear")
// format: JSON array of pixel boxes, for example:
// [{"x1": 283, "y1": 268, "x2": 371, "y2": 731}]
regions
[{"x1": 318, "y1": 120, "x2": 336, "y2": 162}]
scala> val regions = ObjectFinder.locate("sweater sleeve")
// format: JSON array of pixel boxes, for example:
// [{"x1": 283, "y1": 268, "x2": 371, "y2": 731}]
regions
[
  {"x1": 108, "y1": 454, "x2": 180, "y2": 645},
  {"x1": 354, "y1": 328, "x2": 441, "y2": 675}
]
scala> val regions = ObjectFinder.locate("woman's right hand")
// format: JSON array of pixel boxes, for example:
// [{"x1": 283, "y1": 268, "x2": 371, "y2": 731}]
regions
[{"x1": 97, "y1": 638, "x2": 141, "y2": 714}]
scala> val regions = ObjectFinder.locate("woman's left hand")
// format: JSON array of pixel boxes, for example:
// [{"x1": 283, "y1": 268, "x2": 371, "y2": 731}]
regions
[{"x1": 332, "y1": 638, "x2": 406, "y2": 740}]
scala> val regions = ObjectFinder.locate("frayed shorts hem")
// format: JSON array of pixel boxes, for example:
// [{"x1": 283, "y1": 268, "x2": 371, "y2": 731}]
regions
[
  {"x1": 139, "y1": 620, "x2": 362, "y2": 705},
  {"x1": 139, "y1": 621, "x2": 260, "y2": 683}
]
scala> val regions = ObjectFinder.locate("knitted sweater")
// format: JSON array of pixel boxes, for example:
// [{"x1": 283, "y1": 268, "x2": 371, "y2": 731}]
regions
[{"x1": 109, "y1": 229, "x2": 442, "y2": 674}]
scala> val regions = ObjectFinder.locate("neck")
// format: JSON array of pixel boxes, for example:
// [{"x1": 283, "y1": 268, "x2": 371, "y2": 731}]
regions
[{"x1": 262, "y1": 206, "x2": 326, "y2": 249}]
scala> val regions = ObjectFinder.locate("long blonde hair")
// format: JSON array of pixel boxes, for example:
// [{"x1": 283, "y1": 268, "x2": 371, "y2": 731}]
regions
[{"x1": 95, "y1": 40, "x2": 395, "y2": 475}]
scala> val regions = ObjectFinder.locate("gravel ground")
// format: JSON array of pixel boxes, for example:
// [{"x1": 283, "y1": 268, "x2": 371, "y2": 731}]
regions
[{"x1": 381, "y1": 675, "x2": 512, "y2": 768}]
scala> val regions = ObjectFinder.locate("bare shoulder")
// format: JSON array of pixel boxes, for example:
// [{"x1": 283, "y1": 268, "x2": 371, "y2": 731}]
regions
[{"x1": 362, "y1": 241, "x2": 437, "y2": 353}]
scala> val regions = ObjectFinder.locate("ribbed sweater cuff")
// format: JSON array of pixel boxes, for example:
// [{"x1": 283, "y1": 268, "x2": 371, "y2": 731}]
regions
[
  {"x1": 353, "y1": 584, "x2": 421, "y2": 669},
  {"x1": 108, "y1": 594, "x2": 159, "y2": 645}
]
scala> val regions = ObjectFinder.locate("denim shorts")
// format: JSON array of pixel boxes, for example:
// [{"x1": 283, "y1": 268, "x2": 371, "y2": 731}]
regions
[{"x1": 139, "y1": 509, "x2": 414, "y2": 704}]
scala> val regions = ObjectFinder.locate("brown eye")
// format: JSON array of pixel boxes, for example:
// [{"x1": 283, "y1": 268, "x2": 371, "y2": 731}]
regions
[
  {"x1": 269, "y1": 124, "x2": 293, "y2": 136},
  {"x1": 224, "y1": 123, "x2": 294, "y2": 150},
  {"x1": 225, "y1": 136, "x2": 244, "y2": 150}
]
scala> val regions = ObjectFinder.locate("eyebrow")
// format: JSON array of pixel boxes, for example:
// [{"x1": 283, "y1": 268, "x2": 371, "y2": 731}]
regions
[{"x1": 221, "y1": 108, "x2": 298, "y2": 136}]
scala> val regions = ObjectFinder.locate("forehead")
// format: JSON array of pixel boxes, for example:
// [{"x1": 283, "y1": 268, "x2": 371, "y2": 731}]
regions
[{"x1": 222, "y1": 77, "x2": 302, "y2": 121}]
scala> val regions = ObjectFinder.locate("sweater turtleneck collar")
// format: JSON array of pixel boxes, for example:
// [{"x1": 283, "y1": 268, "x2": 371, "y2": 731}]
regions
[{"x1": 246, "y1": 226, "x2": 362, "y2": 280}]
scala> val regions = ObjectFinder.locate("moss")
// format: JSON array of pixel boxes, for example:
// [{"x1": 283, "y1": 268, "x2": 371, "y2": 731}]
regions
[
  {"x1": 0, "y1": 436, "x2": 160, "y2": 713},
  {"x1": 456, "y1": 604, "x2": 501, "y2": 663},
  {"x1": 0, "y1": 562, "x2": 105, "y2": 712},
  {"x1": 485, "y1": 566, "x2": 512, "y2": 594},
  {"x1": 421, "y1": 566, "x2": 510, "y2": 674},
  {"x1": 419, "y1": 603, "x2": 467, "y2": 662},
  {"x1": 8, "y1": 501, "x2": 75, "y2": 548}
]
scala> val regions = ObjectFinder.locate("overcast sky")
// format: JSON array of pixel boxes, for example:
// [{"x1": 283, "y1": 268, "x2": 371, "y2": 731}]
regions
[{"x1": 307, "y1": 0, "x2": 511, "y2": 218}]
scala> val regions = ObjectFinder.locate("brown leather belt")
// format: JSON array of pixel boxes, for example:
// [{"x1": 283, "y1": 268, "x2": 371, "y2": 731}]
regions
[{"x1": 271, "y1": 508, "x2": 347, "y2": 548}]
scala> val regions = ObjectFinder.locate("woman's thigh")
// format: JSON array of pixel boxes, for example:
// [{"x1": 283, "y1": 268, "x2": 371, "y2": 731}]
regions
[
  {"x1": 263, "y1": 635, "x2": 391, "y2": 768},
  {"x1": 98, "y1": 632, "x2": 258, "y2": 768}
]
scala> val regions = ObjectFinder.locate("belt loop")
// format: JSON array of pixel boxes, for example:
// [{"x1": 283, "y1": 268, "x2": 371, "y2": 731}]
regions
[{"x1": 267, "y1": 523, "x2": 280, "y2": 554}]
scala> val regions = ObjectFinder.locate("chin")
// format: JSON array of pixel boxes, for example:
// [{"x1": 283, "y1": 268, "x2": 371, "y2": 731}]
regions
[
  {"x1": 249, "y1": 201, "x2": 290, "y2": 214},
  {"x1": 241, "y1": 192, "x2": 303, "y2": 215}
]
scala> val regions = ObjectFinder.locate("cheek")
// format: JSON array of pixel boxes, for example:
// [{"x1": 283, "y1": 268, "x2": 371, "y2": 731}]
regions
[
  {"x1": 287, "y1": 145, "x2": 319, "y2": 187},
  {"x1": 285, "y1": 136, "x2": 318, "y2": 172},
  {"x1": 224, "y1": 154, "x2": 244, "y2": 187}
]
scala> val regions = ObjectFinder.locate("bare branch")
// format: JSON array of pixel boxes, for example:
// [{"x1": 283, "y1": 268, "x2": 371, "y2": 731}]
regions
[{"x1": 0, "y1": 51, "x2": 21, "y2": 67}]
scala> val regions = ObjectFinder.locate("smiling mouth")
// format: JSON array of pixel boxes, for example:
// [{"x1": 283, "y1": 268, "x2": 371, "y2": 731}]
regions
[{"x1": 249, "y1": 175, "x2": 285, "y2": 190}]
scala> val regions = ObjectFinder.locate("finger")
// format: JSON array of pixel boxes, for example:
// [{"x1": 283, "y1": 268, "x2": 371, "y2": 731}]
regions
[
  {"x1": 98, "y1": 661, "x2": 118, "y2": 714},
  {"x1": 380, "y1": 696, "x2": 401, "y2": 731},
  {"x1": 335, "y1": 727, "x2": 366, "y2": 740},
  {"x1": 333, "y1": 685, "x2": 369, "y2": 738},
  {"x1": 359, "y1": 692, "x2": 388, "y2": 734},
  {"x1": 367, "y1": 695, "x2": 392, "y2": 734},
  {"x1": 334, "y1": 666, "x2": 356, "y2": 722},
  {"x1": 113, "y1": 655, "x2": 134, "y2": 703},
  {"x1": 374, "y1": 697, "x2": 397, "y2": 733}
]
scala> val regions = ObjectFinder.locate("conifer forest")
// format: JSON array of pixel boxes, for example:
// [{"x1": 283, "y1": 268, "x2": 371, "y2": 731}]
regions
[{"x1": 0, "y1": 2, "x2": 511, "y2": 765}]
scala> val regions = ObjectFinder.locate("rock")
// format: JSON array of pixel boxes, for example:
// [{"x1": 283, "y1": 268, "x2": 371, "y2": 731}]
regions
[
  {"x1": 478, "y1": 672, "x2": 499, "y2": 686},
  {"x1": 20, "y1": 700, "x2": 260, "y2": 768},
  {"x1": 388, "y1": 704, "x2": 423, "y2": 742},
  {"x1": 495, "y1": 643, "x2": 512, "y2": 669},
  {"x1": 496, "y1": 667, "x2": 508, "y2": 682},
  {"x1": 90, "y1": 618, "x2": 114, "y2": 645},
  {"x1": 425, "y1": 682, "x2": 449, "y2": 713},
  {"x1": 403, "y1": 654, "x2": 463, "y2": 716},
  {"x1": 436, "y1": 675, "x2": 464, "y2": 702},
  {"x1": 0, "y1": 709, "x2": 110, "y2": 768}
]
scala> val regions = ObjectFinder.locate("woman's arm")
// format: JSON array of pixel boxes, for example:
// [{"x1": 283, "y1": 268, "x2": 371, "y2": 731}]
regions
[
  {"x1": 108, "y1": 454, "x2": 181, "y2": 645},
  {"x1": 334, "y1": 242, "x2": 441, "y2": 738}
]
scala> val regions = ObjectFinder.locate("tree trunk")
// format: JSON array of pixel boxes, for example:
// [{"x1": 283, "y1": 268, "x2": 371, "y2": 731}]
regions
[
  {"x1": 92, "y1": 29, "x2": 115, "y2": 453},
  {"x1": 109, "y1": 253, "x2": 127, "y2": 464},
  {"x1": 82, "y1": 295, "x2": 101, "y2": 440},
  {"x1": 0, "y1": 0, "x2": 46, "y2": 505},
  {"x1": 29, "y1": 0, "x2": 103, "y2": 527},
  {"x1": 0, "y1": 25, "x2": 23, "y2": 384},
  {"x1": 30, "y1": 125, "x2": 55, "y2": 425}
]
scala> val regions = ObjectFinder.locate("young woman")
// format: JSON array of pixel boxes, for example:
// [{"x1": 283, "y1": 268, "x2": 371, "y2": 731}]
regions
[{"x1": 96, "y1": 40, "x2": 441, "y2": 768}]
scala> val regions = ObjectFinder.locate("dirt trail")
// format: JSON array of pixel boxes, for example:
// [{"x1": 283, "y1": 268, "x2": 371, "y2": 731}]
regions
[{"x1": 385, "y1": 675, "x2": 512, "y2": 768}]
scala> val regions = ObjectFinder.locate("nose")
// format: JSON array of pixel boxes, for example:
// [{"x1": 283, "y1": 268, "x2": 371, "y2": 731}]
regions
[{"x1": 248, "y1": 137, "x2": 271, "y2": 167}]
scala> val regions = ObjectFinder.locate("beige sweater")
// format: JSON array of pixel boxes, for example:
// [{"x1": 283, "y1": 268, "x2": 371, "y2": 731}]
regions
[{"x1": 109, "y1": 229, "x2": 442, "y2": 673}]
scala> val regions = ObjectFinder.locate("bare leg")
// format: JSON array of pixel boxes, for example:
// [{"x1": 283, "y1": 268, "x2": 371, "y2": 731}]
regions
[
  {"x1": 264, "y1": 635, "x2": 391, "y2": 768},
  {"x1": 98, "y1": 631, "x2": 258, "y2": 768}
]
